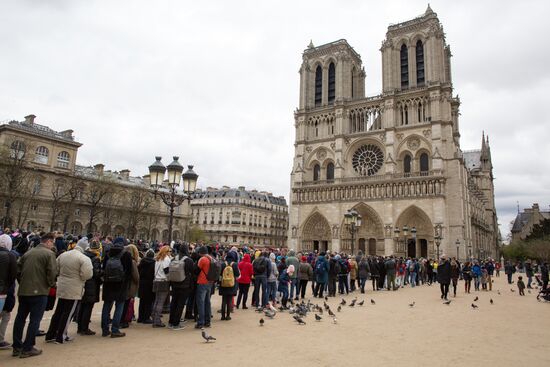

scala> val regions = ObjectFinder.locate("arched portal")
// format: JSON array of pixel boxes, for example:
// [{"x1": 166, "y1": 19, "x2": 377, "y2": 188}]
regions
[
  {"x1": 301, "y1": 211, "x2": 332, "y2": 252},
  {"x1": 340, "y1": 203, "x2": 384, "y2": 255},
  {"x1": 395, "y1": 206, "x2": 434, "y2": 259}
]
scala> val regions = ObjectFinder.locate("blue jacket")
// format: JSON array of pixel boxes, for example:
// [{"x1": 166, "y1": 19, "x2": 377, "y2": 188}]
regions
[
  {"x1": 314, "y1": 256, "x2": 329, "y2": 284},
  {"x1": 472, "y1": 264, "x2": 482, "y2": 277},
  {"x1": 278, "y1": 269, "x2": 290, "y2": 291}
]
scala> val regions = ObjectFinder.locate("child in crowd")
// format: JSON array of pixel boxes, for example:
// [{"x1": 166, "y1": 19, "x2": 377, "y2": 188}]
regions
[{"x1": 517, "y1": 276, "x2": 526, "y2": 296}]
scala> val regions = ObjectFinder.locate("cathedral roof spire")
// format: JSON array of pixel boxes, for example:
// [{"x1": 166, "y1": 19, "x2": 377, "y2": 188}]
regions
[
  {"x1": 425, "y1": 4, "x2": 434, "y2": 15},
  {"x1": 307, "y1": 40, "x2": 314, "y2": 49}
]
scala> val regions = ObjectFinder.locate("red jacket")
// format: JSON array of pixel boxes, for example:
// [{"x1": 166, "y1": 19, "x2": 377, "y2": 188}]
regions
[{"x1": 238, "y1": 254, "x2": 254, "y2": 284}]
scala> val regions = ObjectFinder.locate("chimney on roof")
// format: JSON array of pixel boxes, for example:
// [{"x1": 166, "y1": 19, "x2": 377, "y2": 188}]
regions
[
  {"x1": 24, "y1": 114, "x2": 36, "y2": 124},
  {"x1": 238, "y1": 186, "x2": 245, "y2": 191},
  {"x1": 120, "y1": 169, "x2": 130, "y2": 181},
  {"x1": 94, "y1": 163, "x2": 104, "y2": 175},
  {"x1": 142, "y1": 174, "x2": 151, "y2": 187},
  {"x1": 59, "y1": 129, "x2": 74, "y2": 139},
  {"x1": 533, "y1": 203, "x2": 540, "y2": 212}
]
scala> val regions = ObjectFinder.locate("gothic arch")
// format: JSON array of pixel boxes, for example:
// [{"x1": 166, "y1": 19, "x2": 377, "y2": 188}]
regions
[
  {"x1": 306, "y1": 146, "x2": 334, "y2": 169},
  {"x1": 324, "y1": 57, "x2": 338, "y2": 69},
  {"x1": 340, "y1": 203, "x2": 384, "y2": 254},
  {"x1": 396, "y1": 134, "x2": 432, "y2": 157},
  {"x1": 344, "y1": 137, "x2": 385, "y2": 161},
  {"x1": 301, "y1": 211, "x2": 332, "y2": 252},
  {"x1": 395, "y1": 205, "x2": 434, "y2": 258},
  {"x1": 410, "y1": 33, "x2": 427, "y2": 46}
]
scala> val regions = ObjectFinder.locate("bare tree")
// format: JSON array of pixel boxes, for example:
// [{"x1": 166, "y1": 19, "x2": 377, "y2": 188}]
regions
[
  {"x1": 61, "y1": 176, "x2": 84, "y2": 233},
  {"x1": 125, "y1": 187, "x2": 152, "y2": 239},
  {"x1": 84, "y1": 175, "x2": 115, "y2": 234}
]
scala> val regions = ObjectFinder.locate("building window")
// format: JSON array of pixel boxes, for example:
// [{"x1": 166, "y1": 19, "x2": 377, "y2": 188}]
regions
[
  {"x1": 416, "y1": 40, "x2": 425, "y2": 86},
  {"x1": 314, "y1": 121, "x2": 319, "y2": 137},
  {"x1": 315, "y1": 65, "x2": 322, "y2": 106},
  {"x1": 34, "y1": 146, "x2": 49, "y2": 164},
  {"x1": 404, "y1": 154, "x2": 412, "y2": 175},
  {"x1": 10, "y1": 140, "x2": 26, "y2": 159},
  {"x1": 400, "y1": 44, "x2": 409, "y2": 89},
  {"x1": 326, "y1": 162, "x2": 335, "y2": 181},
  {"x1": 328, "y1": 62, "x2": 335, "y2": 104},
  {"x1": 74, "y1": 208, "x2": 81, "y2": 217},
  {"x1": 57, "y1": 151, "x2": 70, "y2": 168},
  {"x1": 313, "y1": 164, "x2": 320, "y2": 181},
  {"x1": 30, "y1": 203, "x2": 38, "y2": 211},
  {"x1": 420, "y1": 153, "x2": 429, "y2": 173}
]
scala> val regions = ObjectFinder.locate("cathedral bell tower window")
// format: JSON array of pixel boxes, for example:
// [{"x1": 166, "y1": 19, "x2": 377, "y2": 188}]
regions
[
  {"x1": 416, "y1": 40, "x2": 425, "y2": 86},
  {"x1": 328, "y1": 62, "x2": 336, "y2": 104},
  {"x1": 400, "y1": 44, "x2": 409, "y2": 89},
  {"x1": 315, "y1": 66, "x2": 322, "y2": 107}
]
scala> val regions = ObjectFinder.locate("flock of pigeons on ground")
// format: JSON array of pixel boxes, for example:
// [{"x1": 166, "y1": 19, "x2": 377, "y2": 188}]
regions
[{"x1": 200, "y1": 286, "x2": 530, "y2": 343}]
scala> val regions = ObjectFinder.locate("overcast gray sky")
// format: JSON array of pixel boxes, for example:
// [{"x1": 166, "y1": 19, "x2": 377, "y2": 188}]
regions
[{"x1": 1, "y1": 0, "x2": 549, "y2": 239}]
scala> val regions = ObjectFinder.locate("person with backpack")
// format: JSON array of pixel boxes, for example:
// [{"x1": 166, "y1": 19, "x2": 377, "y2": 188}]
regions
[
  {"x1": 168, "y1": 243, "x2": 195, "y2": 330},
  {"x1": 121, "y1": 244, "x2": 140, "y2": 329},
  {"x1": 137, "y1": 250, "x2": 156, "y2": 323},
  {"x1": 328, "y1": 254, "x2": 340, "y2": 297},
  {"x1": 219, "y1": 250, "x2": 240, "y2": 321},
  {"x1": 151, "y1": 246, "x2": 172, "y2": 328},
  {"x1": 313, "y1": 253, "x2": 329, "y2": 298},
  {"x1": 236, "y1": 253, "x2": 253, "y2": 309},
  {"x1": 267, "y1": 253, "x2": 279, "y2": 307},
  {"x1": 101, "y1": 237, "x2": 132, "y2": 338},
  {"x1": 369, "y1": 257, "x2": 379, "y2": 291},
  {"x1": 194, "y1": 246, "x2": 218, "y2": 329},
  {"x1": 385, "y1": 256, "x2": 397, "y2": 291},
  {"x1": 337, "y1": 255, "x2": 350, "y2": 295},
  {"x1": 252, "y1": 251, "x2": 271, "y2": 309},
  {"x1": 408, "y1": 259, "x2": 417, "y2": 287}
]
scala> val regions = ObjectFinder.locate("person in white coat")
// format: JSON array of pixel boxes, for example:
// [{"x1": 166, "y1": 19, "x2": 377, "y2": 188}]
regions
[{"x1": 45, "y1": 238, "x2": 93, "y2": 344}]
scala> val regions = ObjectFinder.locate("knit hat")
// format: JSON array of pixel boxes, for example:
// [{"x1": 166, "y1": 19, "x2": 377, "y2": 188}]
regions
[
  {"x1": 0, "y1": 234, "x2": 12, "y2": 251},
  {"x1": 146, "y1": 249, "x2": 155, "y2": 258},
  {"x1": 269, "y1": 253, "x2": 276, "y2": 261},
  {"x1": 198, "y1": 246, "x2": 208, "y2": 255},
  {"x1": 301, "y1": 256, "x2": 307, "y2": 262},
  {"x1": 89, "y1": 239, "x2": 101, "y2": 250},
  {"x1": 287, "y1": 265, "x2": 295, "y2": 275},
  {"x1": 112, "y1": 236, "x2": 126, "y2": 249},
  {"x1": 76, "y1": 237, "x2": 89, "y2": 251}
]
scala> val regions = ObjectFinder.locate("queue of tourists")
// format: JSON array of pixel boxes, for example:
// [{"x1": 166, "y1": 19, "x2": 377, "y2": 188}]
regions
[{"x1": 1, "y1": 229, "x2": 548, "y2": 359}]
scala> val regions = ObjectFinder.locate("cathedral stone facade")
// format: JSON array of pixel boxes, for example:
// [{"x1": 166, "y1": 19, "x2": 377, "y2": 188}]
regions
[{"x1": 288, "y1": 7, "x2": 499, "y2": 260}]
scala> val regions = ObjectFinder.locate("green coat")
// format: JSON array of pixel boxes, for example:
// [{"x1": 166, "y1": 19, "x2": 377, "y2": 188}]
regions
[{"x1": 17, "y1": 244, "x2": 57, "y2": 296}]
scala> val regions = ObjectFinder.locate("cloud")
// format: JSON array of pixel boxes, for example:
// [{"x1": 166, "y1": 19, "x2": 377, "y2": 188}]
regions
[{"x1": 1, "y1": 0, "x2": 548, "y2": 239}]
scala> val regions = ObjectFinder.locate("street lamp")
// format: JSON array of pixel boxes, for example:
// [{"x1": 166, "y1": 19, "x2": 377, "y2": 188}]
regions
[
  {"x1": 455, "y1": 239, "x2": 460, "y2": 261},
  {"x1": 148, "y1": 156, "x2": 198, "y2": 244},
  {"x1": 344, "y1": 209, "x2": 362, "y2": 255},
  {"x1": 468, "y1": 242, "x2": 472, "y2": 261},
  {"x1": 435, "y1": 234, "x2": 442, "y2": 260},
  {"x1": 394, "y1": 225, "x2": 411, "y2": 256}
]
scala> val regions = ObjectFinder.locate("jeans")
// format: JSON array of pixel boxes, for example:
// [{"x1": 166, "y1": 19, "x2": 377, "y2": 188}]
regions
[
  {"x1": 527, "y1": 276, "x2": 532, "y2": 288},
  {"x1": 152, "y1": 290, "x2": 169, "y2": 325},
  {"x1": 359, "y1": 278, "x2": 367, "y2": 293},
  {"x1": 0, "y1": 310, "x2": 10, "y2": 343},
  {"x1": 267, "y1": 281, "x2": 277, "y2": 303},
  {"x1": 169, "y1": 288, "x2": 189, "y2": 326},
  {"x1": 290, "y1": 278, "x2": 298, "y2": 299},
  {"x1": 338, "y1": 276, "x2": 349, "y2": 294},
  {"x1": 440, "y1": 283, "x2": 449, "y2": 299},
  {"x1": 0, "y1": 298, "x2": 4, "y2": 313},
  {"x1": 195, "y1": 283, "x2": 212, "y2": 327},
  {"x1": 253, "y1": 277, "x2": 268, "y2": 308},
  {"x1": 12, "y1": 295, "x2": 48, "y2": 352},
  {"x1": 236, "y1": 283, "x2": 250, "y2": 308},
  {"x1": 101, "y1": 300, "x2": 125, "y2": 333},
  {"x1": 409, "y1": 272, "x2": 417, "y2": 287},
  {"x1": 280, "y1": 286, "x2": 289, "y2": 307},
  {"x1": 474, "y1": 276, "x2": 480, "y2": 290},
  {"x1": 507, "y1": 273, "x2": 513, "y2": 284},
  {"x1": 314, "y1": 282, "x2": 325, "y2": 297},
  {"x1": 387, "y1": 274, "x2": 396, "y2": 290},
  {"x1": 299, "y1": 280, "x2": 308, "y2": 299},
  {"x1": 328, "y1": 277, "x2": 337, "y2": 296}
]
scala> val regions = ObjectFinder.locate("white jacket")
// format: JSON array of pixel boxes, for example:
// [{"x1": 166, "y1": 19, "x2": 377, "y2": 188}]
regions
[{"x1": 56, "y1": 247, "x2": 93, "y2": 300}]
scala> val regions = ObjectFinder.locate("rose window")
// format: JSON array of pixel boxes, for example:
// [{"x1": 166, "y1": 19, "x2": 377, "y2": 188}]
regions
[{"x1": 352, "y1": 144, "x2": 384, "y2": 176}]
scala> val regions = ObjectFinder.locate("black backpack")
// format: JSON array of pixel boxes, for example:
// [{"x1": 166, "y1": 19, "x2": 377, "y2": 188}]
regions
[
  {"x1": 104, "y1": 255, "x2": 125, "y2": 283},
  {"x1": 253, "y1": 258, "x2": 267, "y2": 275},
  {"x1": 205, "y1": 256, "x2": 222, "y2": 282}
]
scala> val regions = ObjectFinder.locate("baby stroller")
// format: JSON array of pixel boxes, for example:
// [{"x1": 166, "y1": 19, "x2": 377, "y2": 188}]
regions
[{"x1": 535, "y1": 275, "x2": 550, "y2": 302}]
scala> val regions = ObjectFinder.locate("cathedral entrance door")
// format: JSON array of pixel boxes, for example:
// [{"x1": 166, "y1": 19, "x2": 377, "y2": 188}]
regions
[
  {"x1": 358, "y1": 238, "x2": 366, "y2": 254},
  {"x1": 368, "y1": 238, "x2": 377, "y2": 255},
  {"x1": 313, "y1": 241, "x2": 319, "y2": 252},
  {"x1": 407, "y1": 239, "x2": 416, "y2": 258},
  {"x1": 321, "y1": 241, "x2": 328, "y2": 252},
  {"x1": 420, "y1": 239, "x2": 428, "y2": 258}
]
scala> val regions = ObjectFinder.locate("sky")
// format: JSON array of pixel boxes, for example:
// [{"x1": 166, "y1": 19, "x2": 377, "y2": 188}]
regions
[{"x1": 1, "y1": 0, "x2": 549, "y2": 239}]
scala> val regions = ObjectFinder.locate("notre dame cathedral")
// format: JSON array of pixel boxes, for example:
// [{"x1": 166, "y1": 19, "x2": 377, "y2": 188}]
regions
[{"x1": 288, "y1": 6, "x2": 499, "y2": 260}]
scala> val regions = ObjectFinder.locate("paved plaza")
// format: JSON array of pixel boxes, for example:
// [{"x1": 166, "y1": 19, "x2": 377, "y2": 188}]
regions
[{"x1": 1, "y1": 274, "x2": 548, "y2": 367}]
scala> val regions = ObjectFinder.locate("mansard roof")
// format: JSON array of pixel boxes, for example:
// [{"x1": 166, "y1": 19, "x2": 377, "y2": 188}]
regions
[{"x1": 192, "y1": 187, "x2": 286, "y2": 206}]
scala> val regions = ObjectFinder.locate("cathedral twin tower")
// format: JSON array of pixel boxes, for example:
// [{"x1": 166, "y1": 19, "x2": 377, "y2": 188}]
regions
[{"x1": 288, "y1": 6, "x2": 499, "y2": 260}]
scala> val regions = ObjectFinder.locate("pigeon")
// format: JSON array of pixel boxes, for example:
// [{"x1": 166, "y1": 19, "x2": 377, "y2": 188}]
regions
[
  {"x1": 325, "y1": 296, "x2": 328, "y2": 301},
  {"x1": 510, "y1": 289, "x2": 515, "y2": 293},
  {"x1": 318, "y1": 308, "x2": 323, "y2": 315},
  {"x1": 323, "y1": 302, "x2": 329, "y2": 310},
  {"x1": 490, "y1": 299, "x2": 493, "y2": 305},
  {"x1": 289, "y1": 299, "x2": 295, "y2": 305},
  {"x1": 264, "y1": 310, "x2": 275, "y2": 319},
  {"x1": 349, "y1": 299, "x2": 356, "y2": 307},
  {"x1": 201, "y1": 330, "x2": 216, "y2": 343},
  {"x1": 528, "y1": 290, "x2": 531, "y2": 294},
  {"x1": 371, "y1": 299, "x2": 376, "y2": 305},
  {"x1": 337, "y1": 305, "x2": 342, "y2": 312},
  {"x1": 259, "y1": 318, "x2": 264, "y2": 326},
  {"x1": 497, "y1": 290, "x2": 501, "y2": 295},
  {"x1": 358, "y1": 300, "x2": 365, "y2": 306},
  {"x1": 255, "y1": 308, "x2": 264, "y2": 313},
  {"x1": 332, "y1": 317, "x2": 338, "y2": 324},
  {"x1": 294, "y1": 316, "x2": 306, "y2": 325},
  {"x1": 474, "y1": 296, "x2": 479, "y2": 302},
  {"x1": 328, "y1": 308, "x2": 335, "y2": 317},
  {"x1": 443, "y1": 300, "x2": 452, "y2": 305},
  {"x1": 471, "y1": 303, "x2": 478, "y2": 309},
  {"x1": 340, "y1": 299, "x2": 346, "y2": 306},
  {"x1": 315, "y1": 314, "x2": 322, "y2": 321},
  {"x1": 408, "y1": 302, "x2": 415, "y2": 308}
]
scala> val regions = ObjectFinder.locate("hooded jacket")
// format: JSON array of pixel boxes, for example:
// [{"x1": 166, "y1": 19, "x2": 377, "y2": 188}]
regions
[
  {"x1": 56, "y1": 247, "x2": 94, "y2": 300},
  {"x1": 238, "y1": 253, "x2": 254, "y2": 284},
  {"x1": 0, "y1": 234, "x2": 17, "y2": 295},
  {"x1": 268, "y1": 253, "x2": 279, "y2": 282},
  {"x1": 286, "y1": 251, "x2": 300, "y2": 279}
]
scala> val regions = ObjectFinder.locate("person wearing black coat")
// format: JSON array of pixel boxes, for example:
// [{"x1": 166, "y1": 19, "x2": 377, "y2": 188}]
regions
[
  {"x1": 541, "y1": 262, "x2": 549, "y2": 290},
  {"x1": 77, "y1": 244, "x2": 102, "y2": 335},
  {"x1": 377, "y1": 258, "x2": 386, "y2": 290},
  {"x1": 137, "y1": 250, "x2": 155, "y2": 323},
  {"x1": 168, "y1": 245, "x2": 195, "y2": 329},
  {"x1": 100, "y1": 239, "x2": 132, "y2": 338},
  {"x1": 437, "y1": 256, "x2": 452, "y2": 300},
  {"x1": 369, "y1": 257, "x2": 380, "y2": 290},
  {"x1": 218, "y1": 251, "x2": 240, "y2": 321}
]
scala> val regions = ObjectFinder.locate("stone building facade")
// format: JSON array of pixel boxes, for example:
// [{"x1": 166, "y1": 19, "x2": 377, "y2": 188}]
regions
[
  {"x1": 511, "y1": 203, "x2": 550, "y2": 242},
  {"x1": 288, "y1": 7, "x2": 499, "y2": 260},
  {"x1": 0, "y1": 115, "x2": 190, "y2": 241},
  {"x1": 190, "y1": 186, "x2": 288, "y2": 247}
]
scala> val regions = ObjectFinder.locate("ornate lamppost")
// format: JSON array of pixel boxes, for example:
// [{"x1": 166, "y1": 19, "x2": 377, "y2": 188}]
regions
[
  {"x1": 455, "y1": 239, "x2": 460, "y2": 261},
  {"x1": 435, "y1": 234, "x2": 442, "y2": 260},
  {"x1": 148, "y1": 156, "x2": 198, "y2": 244},
  {"x1": 344, "y1": 209, "x2": 362, "y2": 255},
  {"x1": 394, "y1": 225, "x2": 411, "y2": 256}
]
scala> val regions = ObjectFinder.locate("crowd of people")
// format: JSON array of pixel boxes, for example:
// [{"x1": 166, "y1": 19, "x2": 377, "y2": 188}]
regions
[{"x1": 1, "y1": 229, "x2": 549, "y2": 359}]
